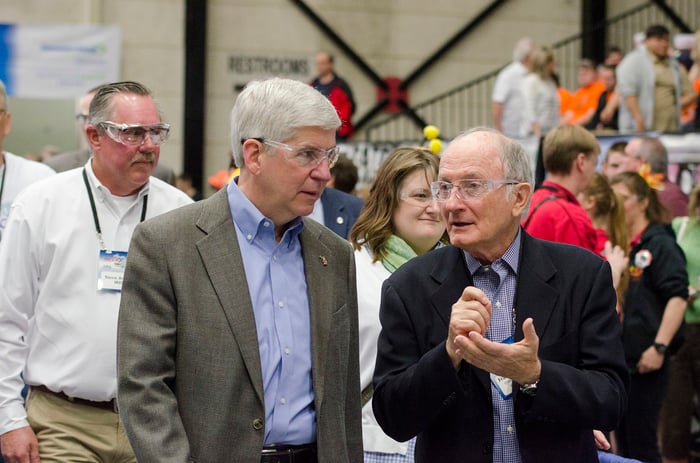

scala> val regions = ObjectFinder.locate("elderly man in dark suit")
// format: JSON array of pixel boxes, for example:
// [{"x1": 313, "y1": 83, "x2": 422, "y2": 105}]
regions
[
  {"x1": 117, "y1": 78, "x2": 362, "y2": 463},
  {"x1": 372, "y1": 127, "x2": 629, "y2": 462}
]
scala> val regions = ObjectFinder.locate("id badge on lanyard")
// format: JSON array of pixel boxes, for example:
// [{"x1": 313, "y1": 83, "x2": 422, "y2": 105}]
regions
[
  {"x1": 490, "y1": 335, "x2": 515, "y2": 400},
  {"x1": 82, "y1": 167, "x2": 147, "y2": 293},
  {"x1": 97, "y1": 249, "x2": 128, "y2": 292}
]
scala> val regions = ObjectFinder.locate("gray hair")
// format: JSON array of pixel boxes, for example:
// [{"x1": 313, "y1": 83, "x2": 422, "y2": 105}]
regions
[
  {"x1": 449, "y1": 127, "x2": 534, "y2": 214},
  {"x1": 89, "y1": 81, "x2": 157, "y2": 125},
  {"x1": 513, "y1": 37, "x2": 535, "y2": 63},
  {"x1": 636, "y1": 136, "x2": 668, "y2": 174},
  {"x1": 230, "y1": 77, "x2": 341, "y2": 168}
]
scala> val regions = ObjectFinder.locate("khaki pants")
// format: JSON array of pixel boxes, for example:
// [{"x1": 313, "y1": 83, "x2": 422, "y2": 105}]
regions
[{"x1": 27, "y1": 388, "x2": 136, "y2": 463}]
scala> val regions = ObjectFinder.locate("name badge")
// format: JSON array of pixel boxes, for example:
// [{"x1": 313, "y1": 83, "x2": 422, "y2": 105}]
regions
[
  {"x1": 490, "y1": 335, "x2": 514, "y2": 400},
  {"x1": 97, "y1": 249, "x2": 128, "y2": 292}
]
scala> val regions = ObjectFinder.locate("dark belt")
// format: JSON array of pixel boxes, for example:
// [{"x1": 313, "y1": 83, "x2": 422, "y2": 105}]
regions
[
  {"x1": 260, "y1": 443, "x2": 317, "y2": 463},
  {"x1": 32, "y1": 385, "x2": 118, "y2": 413}
]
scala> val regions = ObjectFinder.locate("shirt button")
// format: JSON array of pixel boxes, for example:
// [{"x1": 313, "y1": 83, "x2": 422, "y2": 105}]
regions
[
  {"x1": 280, "y1": 397, "x2": 286, "y2": 405},
  {"x1": 246, "y1": 234, "x2": 253, "y2": 240},
  {"x1": 507, "y1": 425, "x2": 513, "y2": 433},
  {"x1": 263, "y1": 221, "x2": 270, "y2": 227},
  {"x1": 284, "y1": 348, "x2": 290, "y2": 355},
  {"x1": 278, "y1": 301, "x2": 284, "y2": 308},
  {"x1": 272, "y1": 255, "x2": 277, "y2": 261},
  {"x1": 495, "y1": 301, "x2": 502, "y2": 308}
]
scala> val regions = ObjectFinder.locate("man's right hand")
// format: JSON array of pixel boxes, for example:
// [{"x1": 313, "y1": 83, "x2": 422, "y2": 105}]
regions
[
  {"x1": 1, "y1": 426, "x2": 40, "y2": 463},
  {"x1": 446, "y1": 286, "x2": 491, "y2": 369}
]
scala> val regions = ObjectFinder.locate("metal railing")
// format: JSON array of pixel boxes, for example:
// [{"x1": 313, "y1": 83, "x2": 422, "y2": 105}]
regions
[{"x1": 363, "y1": 1, "x2": 697, "y2": 143}]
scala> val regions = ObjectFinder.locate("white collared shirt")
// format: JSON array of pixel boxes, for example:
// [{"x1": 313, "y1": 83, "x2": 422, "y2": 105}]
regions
[
  {"x1": 0, "y1": 160, "x2": 192, "y2": 435},
  {"x1": 0, "y1": 151, "x2": 55, "y2": 241}
]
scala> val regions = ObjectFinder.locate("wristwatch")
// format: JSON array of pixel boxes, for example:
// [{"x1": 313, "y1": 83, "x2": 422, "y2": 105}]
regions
[
  {"x1": 653, "y1": 342, "x2": 668, "y2": 354},
  {"x1": 520, "y1": 380, "x2": 539, "y2": 397}
]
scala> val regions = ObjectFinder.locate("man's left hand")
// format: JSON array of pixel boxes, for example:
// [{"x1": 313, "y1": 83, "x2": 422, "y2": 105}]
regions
[{"x1": 454, "y1": 317, "x2": 541, "y2": 385}]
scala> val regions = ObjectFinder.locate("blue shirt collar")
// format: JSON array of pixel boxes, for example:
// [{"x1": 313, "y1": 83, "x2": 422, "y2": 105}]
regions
[
  {"x1": 464, "y1": 228, "x2": 521, "y2": 276},
  {"x1": 226, "y1": 178, "x2": 304, "y2": 247}
]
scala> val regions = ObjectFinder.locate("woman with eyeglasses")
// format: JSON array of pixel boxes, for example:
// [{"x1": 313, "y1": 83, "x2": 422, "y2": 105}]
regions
[
  {"x1": 349, "y1": 146, "x2": 447, "y2": 463},
  {"x1": 610, "y1": 172, "x2": 688, "y2": 463}
]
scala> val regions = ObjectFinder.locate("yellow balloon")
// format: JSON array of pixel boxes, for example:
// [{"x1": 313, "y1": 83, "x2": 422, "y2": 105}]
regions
[
  {"x1": 423, "y1": 125, "x2": 440, "y2": 140},
  {"x1": 429, "y1": 138, "x2": 442, "y2": 154}
]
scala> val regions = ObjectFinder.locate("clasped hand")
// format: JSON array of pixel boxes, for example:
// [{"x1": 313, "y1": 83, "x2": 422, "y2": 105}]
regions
[{"x1": 446, "y1": 286, "x2": 541, "y2": 385}]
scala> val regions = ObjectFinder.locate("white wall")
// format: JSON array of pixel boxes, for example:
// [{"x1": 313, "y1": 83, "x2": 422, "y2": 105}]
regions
[
  {"x1": 0, "y1": 0, "x2": 185, "y2": 175},
  {"x1": 205, "y1": 0, "x2": 583, "y2": 194},
  {"x1": 2, "y1": 0, "x2": 670, "y2": 195}
]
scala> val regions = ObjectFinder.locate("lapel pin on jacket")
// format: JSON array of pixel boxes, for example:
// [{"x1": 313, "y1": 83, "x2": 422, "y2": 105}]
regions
[{"x1": 319, "y1": 255, "x2": 328, "y2": 266}]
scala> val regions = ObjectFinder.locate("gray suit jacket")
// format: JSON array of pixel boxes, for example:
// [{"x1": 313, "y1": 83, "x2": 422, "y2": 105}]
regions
[
  {"x1": 45, "y1": 148, "x2": 176, "y2": 185},
  {"x1": 117, "y1": 188, "x2": 362, "y2": 463}
]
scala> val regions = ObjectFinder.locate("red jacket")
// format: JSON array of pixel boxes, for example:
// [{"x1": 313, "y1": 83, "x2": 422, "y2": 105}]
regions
[
  {"x1": 522, "y1": 181, "x2": 599, "y2": 253},
  {"x1": 328, "y1": 86, "x2": 354, "y2": 139}
]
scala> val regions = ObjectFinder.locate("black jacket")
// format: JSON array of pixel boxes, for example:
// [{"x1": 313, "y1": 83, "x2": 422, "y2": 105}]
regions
[
  {"x1": 373, "y1": 232, "x2": 629, "y2": 463},
  {"x1": 622, "y1": 223, "x2": 688, "y2": 368}
]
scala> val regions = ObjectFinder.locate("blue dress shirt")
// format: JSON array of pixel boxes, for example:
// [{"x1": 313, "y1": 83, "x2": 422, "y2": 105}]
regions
[
  {"x1": 465, "y1": 230, "x2": 522, "y2": 463},
  {"x1": 227, "y1": 180, "x2": 315, "y2": 446}
]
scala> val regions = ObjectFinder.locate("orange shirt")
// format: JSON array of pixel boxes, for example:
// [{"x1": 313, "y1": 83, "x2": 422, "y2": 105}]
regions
[
  {"x1": 558, "y1": 87, "x2": 573, "y2": 116},
  {"x1": 681, "y1": 77, "x2": 700, "y2": 125},
  {"x1": 567, "y1": 80, "x2": 606, "y2": 124}
]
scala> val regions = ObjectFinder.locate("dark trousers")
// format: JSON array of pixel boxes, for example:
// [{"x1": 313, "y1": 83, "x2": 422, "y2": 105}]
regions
[
  {"x1": 616, "y1": 366, "x2": 668, "y2": 463},
  {"x1": 661, "y1": 324, "x2": 700, "y2": 459}
]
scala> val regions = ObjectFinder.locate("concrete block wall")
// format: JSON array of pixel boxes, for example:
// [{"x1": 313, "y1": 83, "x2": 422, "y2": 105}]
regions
[{"x1": 0, "y1": 0, "x2": 652, "y2": 194}]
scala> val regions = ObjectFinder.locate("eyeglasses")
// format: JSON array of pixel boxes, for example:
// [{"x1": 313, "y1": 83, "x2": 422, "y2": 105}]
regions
[
  {"x1": 399, "y1": 188, "x2": 437, "y2": 207},
  {"x1": 243, "y1": 137, "x2": 339, "y2": 168},
  {"x1": 430, "y1": 179, "x2": 519, "y2": 201},
  {"x1": 97, "y1": 121, "x2": 171, "y2": 146}
]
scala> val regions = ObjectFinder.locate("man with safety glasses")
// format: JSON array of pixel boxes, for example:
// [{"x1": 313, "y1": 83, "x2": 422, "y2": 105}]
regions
[
  {"x1": 117, "y1": 77, "x2": 362, "y2": 463},
  {"x1": 46, "y1": 85, "x2": 176, "y2": 185},
  {"x1": 0, "y1": 81, "x2": 192, "y2": 463}
]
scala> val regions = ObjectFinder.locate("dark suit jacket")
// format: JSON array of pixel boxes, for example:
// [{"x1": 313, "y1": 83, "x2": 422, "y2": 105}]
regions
[
  {"x1": 372, "y1": 232, "x2": 629, "y2": 463},
  {"x1": 45, "y1": 148, "x2": 176, "y2": 185},
  {"x1": 321, "y1": 187, "x2": 363, "y2": 239},
  {"x1": 117, "y1": 188, "x2": 363, "y2": 463}
]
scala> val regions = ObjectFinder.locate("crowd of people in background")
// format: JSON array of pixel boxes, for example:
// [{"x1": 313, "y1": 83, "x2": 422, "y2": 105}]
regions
[{"x1": 0, "y1": 17, "x2": 700, "y2": 463}]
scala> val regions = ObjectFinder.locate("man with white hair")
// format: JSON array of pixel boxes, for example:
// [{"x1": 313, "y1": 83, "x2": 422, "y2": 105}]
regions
[
  {"x1": 492, "y1": 37, "x2": 535, "y2": 138},
  {"x1": 117, "y1": 77, "x2": 362, "y2": 463}
]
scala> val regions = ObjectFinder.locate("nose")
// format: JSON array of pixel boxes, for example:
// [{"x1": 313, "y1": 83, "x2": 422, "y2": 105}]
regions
[
  {"x1": 443, "y1": 187, "x2": 465, "y2": 210},
  {"x1": 425, "y1": 196, "x2": 440, "y2": 213},
  {"x1": 310, "y1": 158, "x2": 332, "y2": 182}
]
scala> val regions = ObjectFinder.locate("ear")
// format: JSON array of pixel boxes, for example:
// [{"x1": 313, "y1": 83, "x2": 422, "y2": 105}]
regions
[
  {"x1": 241, "y1": 139, "x2": 264, "y2": 176},
  {"x1": 511, "y1": 182, "x2": 532, "y2": 218},
  {"x1": 575, "y1": 152, "x2": 587, "y2": 172},
  {"x1": 85, "y1": 125, "x2": 101, "y2": 151},
  {"x1": 639, "y1": 195, "x2": 650, "y2": 211},
  {"x1": 1, "y1": 113, "x2": 11, "y2": 137}
]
